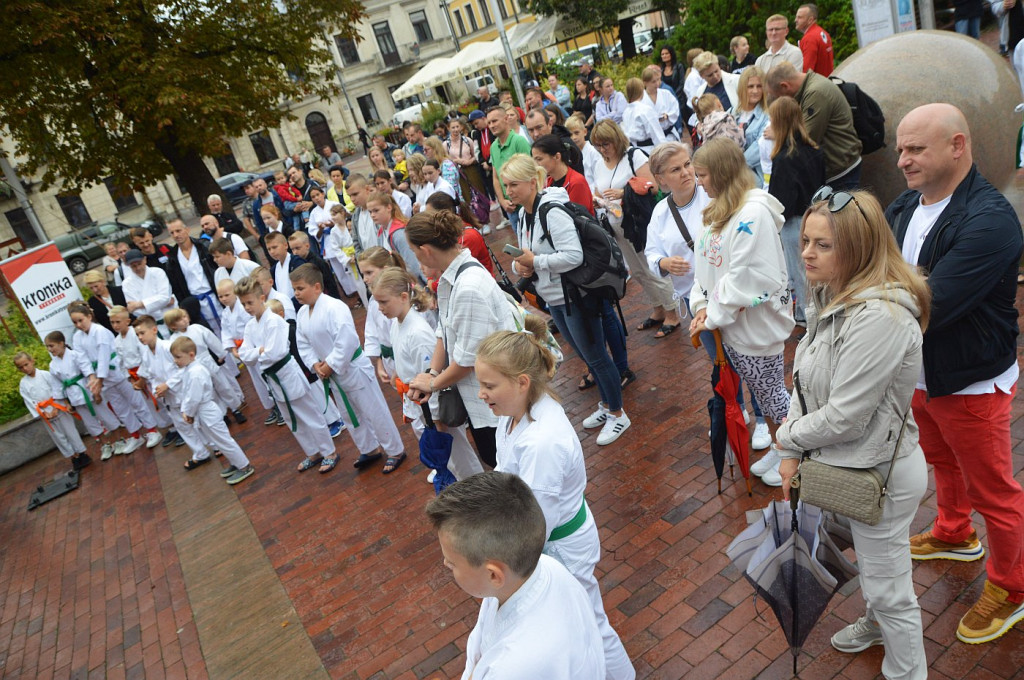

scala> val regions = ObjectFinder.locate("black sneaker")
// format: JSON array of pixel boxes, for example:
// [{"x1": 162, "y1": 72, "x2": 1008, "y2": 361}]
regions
[
  {"x1": 160, "y1": 430, "x2": 177, "y2": 448},
  {"x1": 219, "y1": 465, "x2": 239, "y2": 478},
  {"x1": 232, "y1": 409, "x2": 248, "y2": 424},
  {"x1": 72, "y1": 453, "x2": 92, "y2": 471},
  {"x1": 224, "y1": 415, "x2": 232, "y2": 426},
  {"x1": 275, "y1": 412, "x2": 286, "y2": 426},
  {"x1": 172, "y1": 434, "x2": 186, "y2": 447},
  {"x1": 264, "y1": 408, "x2": 279, "y2": 426},
  {"x1": 620, "y1": 369, "x2": 637, "y2": 390},
  {"x1": 225, "y1": 465, "x2": 255, "y2": 485}
]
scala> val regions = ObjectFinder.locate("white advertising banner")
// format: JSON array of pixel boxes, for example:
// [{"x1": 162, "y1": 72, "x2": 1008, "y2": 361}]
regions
[
  {"x1": 852, "y1": 0, "x2": 897, "y2": 47},
  {"x1": 0, "y1": 243, "x2": 84, "y2": 343}
]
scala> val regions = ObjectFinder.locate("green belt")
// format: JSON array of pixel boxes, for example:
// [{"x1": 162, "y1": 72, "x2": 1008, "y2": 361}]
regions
[
  {"x1": 548, "y1": 495, "x2": 587, "y2": 542},
  {"x1": 262, "y1": 354, "x2": 298, "y2": 432},
  {"x1": 380, "y1": 345, "x2": 394, "y2": 360},
  {"x1": 61, "y1": 375, "x2": 95, "y2": 417},
  {"x1": 90, "y1": 351, "x2": 118, "y2": 374},
  {"x1": 323, "y1": 347, "x2": 363, "y2": 427}
]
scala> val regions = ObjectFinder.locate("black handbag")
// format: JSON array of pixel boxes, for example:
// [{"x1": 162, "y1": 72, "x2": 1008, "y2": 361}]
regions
[{"x1": 436, "y1": 260, "x2": 482, "y2": 427}]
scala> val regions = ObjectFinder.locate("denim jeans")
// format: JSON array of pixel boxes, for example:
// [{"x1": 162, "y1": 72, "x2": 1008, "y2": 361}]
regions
[
  {"x1": 780, "y1": 216, "x2": 807, "y2": 323},
  {"x1": 601, "y1": 299, "x2": 629, "y2": 374},
  {"x1": 955, "y1": 17, "x2": 981, "y2": 39},
  {"x1": 550, "y1": 303, "x2": 623, "y2": 412}
]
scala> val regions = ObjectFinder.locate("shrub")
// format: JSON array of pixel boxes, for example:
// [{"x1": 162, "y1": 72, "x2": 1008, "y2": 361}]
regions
[
  {"x1": 419, "y1": 102, "x2": 449, "y2": 136},
  {"x1": 0, "y1": 309, "x2": 51, "y2": 426}
]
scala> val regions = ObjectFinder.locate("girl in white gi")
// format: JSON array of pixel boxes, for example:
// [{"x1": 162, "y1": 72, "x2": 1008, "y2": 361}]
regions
[
  {"x1": 325, "y1": 203, "x2": 362, "y2": 299},
  {"x1": 109, "y1": 306, "x2": 175, "y2": 441},
  {"x1": 641, "y1": 65, "x2": 680, "y2": 142},
  {"x1": 621, "y1": 77, "x2": 665, "y2": 154},
  {"x1": 291, "y1": 263, "x2": 408, "y2": 474},
  {"x1": 356, "y1": 247, "x2": 400, "y2": 384},
  {"x1": 170, "y1": 336, "x2": 254, "y2": 485},
  {"x1": 373, "y1": 266, "x2": 484, "y2": 481},
  {"x1": 68, "y1": 301, "x2": 156, "y2": 457},
  {"x1": 16, "y1": 352, "x2": 90, "y2": 470},
  {"x1": 133, "y1": 316, "x2": 222, "y2": 470},
  {"x1": 218, "y1": 279, "x2": 276, "y2": 426},
  {"x1": 44, "y1": 330, "x2": 121, "y2": 458},
  {"x1": 164, "y1": 308, "x2": 247, "y2": 424},
  {"x1": 235, "y1": 276, "x2": 337, "y2": 473},
  {"x1": 475, "y1": 318, "x2": 635, "y2": 680},
  {"x1": 304, "y1": 184, "x2": 339, "y2": 254},
  {"x1": 425, "y1": 472, "x2": 606, "y2": 680}
]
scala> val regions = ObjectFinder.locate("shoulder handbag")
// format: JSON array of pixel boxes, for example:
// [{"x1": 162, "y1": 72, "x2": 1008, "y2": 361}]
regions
[
  {"x1": 436, "y1": 261, "x2": 484, "y2": 427},
  {"x1": 791, "y1": 372, "x2": 909, "y2": 526}
]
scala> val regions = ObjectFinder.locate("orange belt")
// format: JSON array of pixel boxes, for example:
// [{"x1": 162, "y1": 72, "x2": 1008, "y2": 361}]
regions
[
  {"x1": 36, "y1": 398, "x2": 79, "y2": 430},
  {"x1": 127, "y1": 366, "x2": 158, "y2": 408}
]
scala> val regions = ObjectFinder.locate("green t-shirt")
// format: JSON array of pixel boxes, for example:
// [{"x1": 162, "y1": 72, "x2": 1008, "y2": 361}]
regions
[{"x1": 489, "y1": 131, "x2": 532, "y2": 198}]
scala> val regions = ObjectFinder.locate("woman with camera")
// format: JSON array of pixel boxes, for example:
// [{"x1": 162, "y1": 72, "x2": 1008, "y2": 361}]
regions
[
  {"x1": 776, "y1": 189, "x2": 930, "y2": 679},
  {"x1": 501, "y1": 153, "x2": 632, "y2": 445}
]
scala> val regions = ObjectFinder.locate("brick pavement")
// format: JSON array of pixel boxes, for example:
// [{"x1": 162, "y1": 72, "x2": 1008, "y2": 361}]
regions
[{"x1": 3, "y1": 216, "x2": 1024, "y2": 680}]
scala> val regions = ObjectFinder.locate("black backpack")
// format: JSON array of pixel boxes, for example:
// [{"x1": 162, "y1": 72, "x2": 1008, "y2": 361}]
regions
[
  {"x1": 538, "y1": 199, "x2": 628, "y2": 304},
  {"x1": 552, "y1": 124, "x2": 585, "y2": 176},
  {"x1": 620, "y1": 147, "x2": 658, "y2": 252},
  {"x1": 829, "y1": 76, "x2": 886, "y2": 155}
]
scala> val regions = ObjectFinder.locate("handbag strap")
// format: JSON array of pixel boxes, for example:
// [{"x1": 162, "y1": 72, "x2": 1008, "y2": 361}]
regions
[
  {"x1": 793, "y1": 371, "x2": 910, "y2": 497},
  {"x1": 665, "y1": 196, "x2": 694, "y2": 250}
]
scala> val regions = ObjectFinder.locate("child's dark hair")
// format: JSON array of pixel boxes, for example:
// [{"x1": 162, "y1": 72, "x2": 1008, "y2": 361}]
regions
[
  {"x1": 290, "y1": 262, "x2": 323, "y2": 287},
  {"x1": 475, "y1": 315, "x2": 558, "y2": 412},
  {"x1": 44, "y1": 331, "x2": 66, "y2": 344},
  {"x1": 132, "y1": 315, "x2": 157, "y2": 329},
  {"x1": 373, "y1": 267, "x2": 433, "y2": 312},
  {"x1": 356, "y1": 246, "x2": 407, "y2": 271},
  {"x1": 209, "y1": 238, "x2": 235, "y2": 255},
  {"x1": 425, "y1": 192, "x2": 481, "y2": 229},
  {"x1": 67, "y1": 301, "x2": 92, "y2": 318},
  {"x1": 404, "y1": 210, "x2": 464, "y2": 250}
]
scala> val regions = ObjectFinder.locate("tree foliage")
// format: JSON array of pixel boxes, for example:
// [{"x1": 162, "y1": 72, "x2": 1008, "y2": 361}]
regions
[
  {"x1": 524, "y1": 0, "x2": 678, "y2": 59},
  {"x1": 0, "y1": 0, "x2": 365, "y2": 215},
  {"x1": 671, "y1": 0, "x2": 857, "y2": 64}
]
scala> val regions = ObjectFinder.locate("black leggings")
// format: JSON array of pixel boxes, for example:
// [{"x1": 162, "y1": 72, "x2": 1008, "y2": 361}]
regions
[{"x1": 468, "y1": 425, "x2": 497, "y2": 469}]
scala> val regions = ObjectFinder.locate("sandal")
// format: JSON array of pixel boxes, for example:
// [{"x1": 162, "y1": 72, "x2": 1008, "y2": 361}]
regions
[
  {"x1": 353, "y1": 452, "x2": 383, "y2": 469},
  {"x1": 654, "y1": 323, "x2": 680, "y2": 339},
  {"x1": 297, "y1": 456, "x2": 322, "y2": 472},
  {"x1": 318, "y1": 455, "x2": 339, "y2": 474},
  {"x1": 636, "y1": 317, "x2": 663, "y2": 331},
  {"x1": 578, "y1": 374, "x2": 597, "y2": 391},
  {"x1": 184, "y1": 457, "x2": 210, "y2": 471},
  {"x1": 382, "y1": 452, "x2": 407, "y2": 474}
]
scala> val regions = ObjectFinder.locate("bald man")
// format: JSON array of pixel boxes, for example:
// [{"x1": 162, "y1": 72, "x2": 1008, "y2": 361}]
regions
[
  {"x1": 884, "y1": 103, "x2": 1024, "y2": 645},
  {"x1": 200, "y1": 214, "x2": 250, "y2": 260}
]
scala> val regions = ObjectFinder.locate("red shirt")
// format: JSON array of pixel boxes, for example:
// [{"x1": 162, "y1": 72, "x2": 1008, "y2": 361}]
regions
[
  {"x1": 800, "y1": 24, "x2": 834, "y2": 77},
  {"x1": 547, "y1": 167, "x2": 594, "y2": 216},
  {"x1": 460, "y1": 225, "x2": 494, "y2": 275}
]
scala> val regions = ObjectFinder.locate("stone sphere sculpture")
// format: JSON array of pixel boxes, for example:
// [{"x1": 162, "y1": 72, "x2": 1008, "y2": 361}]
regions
[{"x1": 834, "y1": 30, "x2": 1020, "y2": 207}]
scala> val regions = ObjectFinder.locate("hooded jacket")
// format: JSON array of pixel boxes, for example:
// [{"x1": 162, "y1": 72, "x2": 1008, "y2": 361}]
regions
[
  {"x1": 886, "y1": 164, "x2": 1022, "y2": 396},
  {"x1": 690, "y1": 188, "x2": 794, "y2": 356},
  {"x1": 775, "y1": 285, "x2": 924, "y2": 468},
  {"x1": 514, "y1": 186, "x2": 583, "y2": 308}
]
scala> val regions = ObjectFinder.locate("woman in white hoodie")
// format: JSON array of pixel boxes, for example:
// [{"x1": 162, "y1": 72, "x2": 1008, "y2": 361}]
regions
[{"x1": 688, "y1": 138, "x2": 794, "y2": 483}]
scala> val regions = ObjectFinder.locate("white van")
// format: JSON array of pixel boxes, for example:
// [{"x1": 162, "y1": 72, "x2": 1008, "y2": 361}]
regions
[{"x1": 464, "y1": 73, "x2": 498, "y2": 98}]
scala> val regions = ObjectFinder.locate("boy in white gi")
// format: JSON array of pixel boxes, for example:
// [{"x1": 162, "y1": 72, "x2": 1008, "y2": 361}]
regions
[
  {"x1": 210, "y1": 237, "x2": 260, "y2": 285},
  {"x1": 218, "y1": 278, "x2": 277, "y2": 426},
  {"x1": 252, "y1": 266, "x2": 294, "y2": 321},
  {"x1": 291, "y1": 264, "x2": 407, "y2": 473},
  {"x1": 425, "y1": 472, "x2": 606, "y2": 679},
  {"x1": 476, "y1": 322, "x2": 635, "y2": 680},
  {"x1": 109, "y1": 306, "x2": 177, "y2": 447},
  {"x1": 170, "y1": 336, "x2": 254, "y2": 485},
  {"x1": 164, "y1": 308, "x2": 247, "y2": 424},
  {"x1": 235, "y1": 276, "x2": 337, "y2": 472},
  {"x1": 16, "y1": 351, "x2": 90, "y2": 470},
  {"x1": 121, "y1": 249, "x2": 176, "y2": 334}
]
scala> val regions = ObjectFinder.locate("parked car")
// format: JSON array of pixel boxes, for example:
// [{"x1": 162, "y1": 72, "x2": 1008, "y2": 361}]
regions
[
  {"x1": 607, "y1": 30, "x2": 655, "y2": 60},
  {"x1": 54, "y1": 218, "x2": 163, "y2": 275},
  {"x1": 217, "y1": 171, "x2": 277, "y2": 205},
  {"x1": 551, "y1": 44, "x2": 602, "y2": 69},
  {"x1": 393, "y1": 102, "x2": 430, "y2": 127}
]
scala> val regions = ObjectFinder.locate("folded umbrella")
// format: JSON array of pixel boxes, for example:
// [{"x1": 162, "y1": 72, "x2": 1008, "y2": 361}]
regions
[{"x1": 693, "y1": 329, "x2": 751, "y2": 495}]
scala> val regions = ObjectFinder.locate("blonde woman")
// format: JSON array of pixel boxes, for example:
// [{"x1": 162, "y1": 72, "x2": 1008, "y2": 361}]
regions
[
  {"x1": 368, "y1": 145, "x2": 390, "y2": 174},
  {"x1": 687, "y1": 138, "x2": 793, "y2": 485},
  {"x1": 422, "y1": 135, "x2": 462, "y2": 201},
  {"x1": 642, "y1": 65, "x2": 680, "y2": 142},
  {"x1": 731, "y1": 66, "x2": 770, "y2": 183},
  {"x1": 621, "y1": 77, "x2": 665, "y2": 154}
]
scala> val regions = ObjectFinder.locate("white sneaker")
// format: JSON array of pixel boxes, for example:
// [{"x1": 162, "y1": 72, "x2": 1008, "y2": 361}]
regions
[
  {"x1": 489, "y1": 201, "x2": 499, "y2": 211},
  {"x1": 831, "y1": 615, "x2": 883, "y2": 653},
  {"x1": 751, "y1": 421, "x2": 772, "y2": 450},
  {"x1": 145, "y1": 431, "x2": 162, "y2": 448},
  {"x1": 750, "y1": 446, "x2": 781, "y2": 477},
  {"x1": 481, "y1": 224, "x2": 492, "y2": 235},
  {"x1": 760, "y1": 457, "x2": 783, "y2": 487},
  {"x1": 427, "y1": 469, "x2": 437, "y2": 484},
  {"x1": 120, "y1": 437, "x2": 144, "y2": 455},
  {"x1": 596, "y1": 411, "x2": 631, "y2": 445},
  {"x1": 582, "y1": 404, "x2": 610, "y2": 429},
  {"x1": 495, "y1": 219, "x2": 509, "y2": 230},
  {"x1": 112, "y1": 439, "x2": 127, "y2": 455},
  {"x1": 100, "y1": 444, "x2": 114, "y2": 461}
]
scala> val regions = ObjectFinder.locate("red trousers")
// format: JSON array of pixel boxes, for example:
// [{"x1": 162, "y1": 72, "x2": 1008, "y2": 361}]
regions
[{"x1": 912, "y1": 387, "x2": 1024, "y2": 599}]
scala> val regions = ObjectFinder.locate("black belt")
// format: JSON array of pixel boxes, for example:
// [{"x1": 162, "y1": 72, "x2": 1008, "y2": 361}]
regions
[{"x1": 635, "y1": 137, "x2": 653, "y2": 146}]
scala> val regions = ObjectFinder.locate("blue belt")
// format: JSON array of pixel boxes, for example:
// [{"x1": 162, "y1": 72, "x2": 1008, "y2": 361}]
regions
[{"x1": 195, "y1": 290, "x2": 221, "y2": 324}]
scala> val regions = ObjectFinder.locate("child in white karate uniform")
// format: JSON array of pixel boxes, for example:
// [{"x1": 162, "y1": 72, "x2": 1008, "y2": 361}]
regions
[
  {"x1": 476, "y1": 319, "x2": 635, "y2": 680},
  {"x1": 164, "y1": 308, "x2": 247, "y2": 424},
  {"x1": 252, "y1": 266, "x2": 294, "y2": 321},
  {"x1": 291, "y1": 263, "x2": 406, "y2": 473},
  {"x1": 16, "y1": 351, "x2": 90, "y2": 470},
  {"x1": 68, "y1": 301, "x2": 158, "y2": 457},
  {"x1": 218, "y1": 278, "x2": 276, "y2": 426},
  {"x1": 170, "y1": 336, "x2": 254, "y2": 485},
  {"x1": 44, "y1": 330, "x2": 121, "y2": 457},
  {"x1": 236, "y1": 276, "x2": 337, "y2": 472},
  {"x1": 326, "y1": 203, "x2": 362, "y2": 299},
  {"x1": 373, "y1": 267, "x2": 483, "y2": 481},
  {"x1": 425, "y1": 472, "x2": 606, "y2": 680},
  {"x1": 109, "y1": 306, "x2": 175, "y2": 441},
  {"x1": 355, "y1": 247, "x2": 401, "y2": 383},
  {"x1": 133, "y1": 316, "x2": 212, "y2": 468}
]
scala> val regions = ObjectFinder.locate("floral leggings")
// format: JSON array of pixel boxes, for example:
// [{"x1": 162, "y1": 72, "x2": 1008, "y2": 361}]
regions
[{"x1": 722, "y1": 346, "x2": 790, "y2": 423}]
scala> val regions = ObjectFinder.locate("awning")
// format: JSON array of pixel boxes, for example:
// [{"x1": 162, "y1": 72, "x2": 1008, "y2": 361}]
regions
[
  {"x1": 390, "y1": 55, "x2": 460, "y2": 100},
  {"x1": 454, "y1": 39, "x2": 505, "y2": 76}
]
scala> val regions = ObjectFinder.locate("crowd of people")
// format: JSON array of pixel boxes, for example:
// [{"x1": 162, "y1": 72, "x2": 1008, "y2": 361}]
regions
[{"x1": 15, "y1": 5, "x2": 1024, "y2": 678}]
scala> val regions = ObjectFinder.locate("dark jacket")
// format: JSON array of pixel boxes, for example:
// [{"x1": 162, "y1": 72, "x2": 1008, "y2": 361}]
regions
[
  {"x1": 89, "y1": 286, "x2": 127, "y2": 332},
  {"x1": 886, "y1": 164, "x2": 1022, "y2": 396},
  {"x1": 213, "y1": 210, "x2": 244, "y2": 235},
  {"x1": 767, "y1": 140, "x2": 825, "y2": 219},
  {"x1": 165, "y1": 238, "x2": 218, "y2": 303},
  {"x1": 303, "y1": 250, "x2": 342, "y2": 300},
  {"x1": 250, "y1": 191, "x2": 287, "y2": 236}
]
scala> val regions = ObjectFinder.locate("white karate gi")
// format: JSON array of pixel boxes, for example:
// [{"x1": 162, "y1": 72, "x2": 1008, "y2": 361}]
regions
[
  {"x1": 139, "y1": 340, "x2": 210, "y2": 458},
  {"x1": 177, "y1": 244, "x2": 222, "y2": 336},
  {"x1": 644, "y1": 88, "x2": 680, "y2": 141},
  {"x1": 296, "y1": 294, "x2": 403, "y2": 457},
  {"x1": 267, "y1": 288, "x2": 295, "y2": 321},
  {"x1": 20, "y1": 370, "x2": 86, "y2": 457},
  {"x1": 272, "y1": 254, "x2": 297, "y2": 302},
  {"x1": 213, "y1": 258, "x2": 260, "y2": 285},
  {"x1": 121, "y1": 266, "x2": 176, "y2": 322},
  {"x1": 392, "y1": 190, "x2": 413, "y2": 218},
  {"x1": 172, "y1": 324, "x2": 243, "y2": 409},
  {"x1": 363, "y1": 298, "x2": 397, "y2": 379},
  {"x1": 415, "y1": 177, "x2": 457, "y2": 208},
  {"x1": 239, "y1": 309, "x2": 334, "y2": 459},
  {"x1": 179, "y1": 362, "x2": 250, "y2": 470},
  {"x1": 47, "y1": 348, "x2": 118, "y2": 436},
  {"x1": 462, "y1": 554, "x2": 605, "y2": 680},
  {"x1": 323, "y1": 224, "x2": 360, "y2": 297},
  {"x1": 496, "y1": 395, "x2": 634, "y2": 680},
  {"x1": 73, "y1": 323, "x2": 146, "y2": 434},
  {"x1": 621, "y1": 100, "x2": 665, "y2": 154},
  {"x1": 393, "y1": 309, "x2": 482, "y2": 480},
  {"x1": 221, "y1": 300, "x2": 273, "y2": 410},
  {"x1": 115, "y1": 327, "x2": 170, "y2": 429},
  {"x1": 305, "y1": 199, "x2": 339, "y2": 243}
]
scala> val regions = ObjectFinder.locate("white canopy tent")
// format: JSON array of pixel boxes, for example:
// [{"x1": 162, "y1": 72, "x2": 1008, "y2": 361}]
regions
[
  {"x1": 453, "y1": 39, "x2": 505, "y2": 77},
  {"x1": 390, "y1": 55, "x2": 460, "y2": 100}
]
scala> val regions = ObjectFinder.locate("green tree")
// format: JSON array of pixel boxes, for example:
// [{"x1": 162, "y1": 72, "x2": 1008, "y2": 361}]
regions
[
  {"x1": 525, "y1": 0, "x2": 678, "y2": 62},
  {"x1": 0, "y1": 0, "x2": 365, "y2": 216}
]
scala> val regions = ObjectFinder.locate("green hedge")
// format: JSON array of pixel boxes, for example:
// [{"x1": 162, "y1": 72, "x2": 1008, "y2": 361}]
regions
[{"x1": 0, "y1": 310, "x2": 50, "y2": 425}]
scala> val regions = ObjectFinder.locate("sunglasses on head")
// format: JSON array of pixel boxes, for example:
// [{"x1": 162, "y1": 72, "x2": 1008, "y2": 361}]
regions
[{"x1": 812, "y1": 185, "x2": 867, "y2": 220}]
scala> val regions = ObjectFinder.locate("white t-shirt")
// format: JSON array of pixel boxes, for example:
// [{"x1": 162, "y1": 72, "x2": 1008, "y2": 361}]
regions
[
  {"x1": 177, "y1": 246, "x2": 211, "y2": 295},
  {"x1": 591, "y1": 150, "x2": 649, "y2": 227}
]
